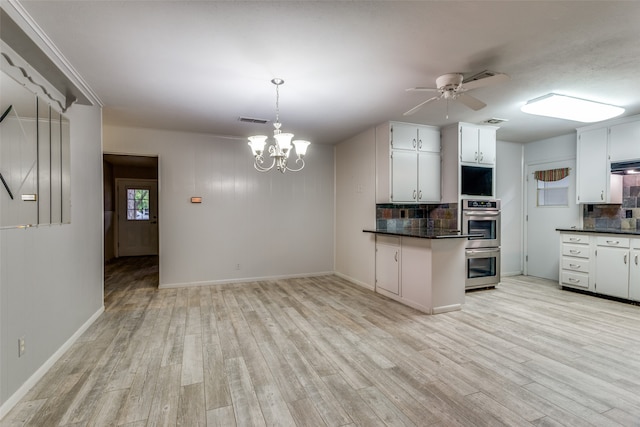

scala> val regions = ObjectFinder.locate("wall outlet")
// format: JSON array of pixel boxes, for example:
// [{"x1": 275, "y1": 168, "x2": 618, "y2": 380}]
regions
[
  {"x1": 18, "y1": 337, "x2": 25, "y2": 357},
  {"x1": 235, "y1": 263, "x2": 241, "y2": 270}
]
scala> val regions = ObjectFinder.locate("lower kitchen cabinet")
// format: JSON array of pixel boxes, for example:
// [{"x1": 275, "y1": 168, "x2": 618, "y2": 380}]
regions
[
  {"x1": 375, "y1": 235, "x2": 400, "y2": 295},
  {"x1": 630, "y1": 247, "x2": 640, "y2": 301},
  {"x1": 374, "y1": 235, "x2": 466, "y2": 314},
  {"x1": 559, "y1": 231, "x2": 640, "y2": 302},
  {"x1": 595, "y1": 239, "x2": 630, "y2": 299}
]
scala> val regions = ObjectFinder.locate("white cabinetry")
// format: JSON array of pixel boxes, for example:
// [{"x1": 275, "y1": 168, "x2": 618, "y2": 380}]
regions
[
  {"x1": 376, "y1": 122, "x2": 441, "y2": 203},
  {"x1": 610, "y1": 121, "x2": 640, "y2": 162},
  {"x1": 575, "y1": 127, "x2": 623, "y2": 204},
  {"x1": 595, "y1": 236, "x2": 630, "y2": 299},
  {"x1": 559, "y1": 233, "x2": 591, "y2": 290},
  {"x1": 375, "y1": 235, "x2": 400, "y2": 295},
  {"x1": 460, "y1": 124, "x2": 496, "y2": 165},
  {"x1": 373, "y1": 235, "x2": 466, "y2": 314},
  {"x1": 630, "y1": 239, "x2": 640, "y2": 301},
  {"x1": 441, "y1": 122, "x2": 497, "y2": 203},
  {"x1": 559, "y1": 231, "x2": 640, "y2": 302}
]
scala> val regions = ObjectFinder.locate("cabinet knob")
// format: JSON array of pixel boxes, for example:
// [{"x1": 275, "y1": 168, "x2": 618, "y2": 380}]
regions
[
  {"x1": 480, "y1": 152, "x2": 484, "y2": 161},
  {"x1": 413, "y1": 190, "x2": 417, "y2": 200},
  {"x1": 418, "y1": 190, "x2": 422, "y2": 200},
  {"x1": 394, "y1": 251, "x2": 398, "y2": 262},
  {"x1": 418, "y1": 139, "x2": 422, "y2": 149},
  {"x1": 413, "y1": 138, "x2": 417, "y2": 148},
  {"x1": 601, "y1": 191, "x2": 604, "y2": 200},
  {"x1": 624, "y1": 254, "x2": 628, "y2": 264},
  {"x1": 635, "y1": 255, "x2": 638, "y2": 265},
  {"x1": 475, "y1": 152, "x2": 478, "y2": 161}
]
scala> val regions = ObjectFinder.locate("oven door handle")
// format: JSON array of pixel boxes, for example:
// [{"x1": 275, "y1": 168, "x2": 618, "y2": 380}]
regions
[
  {"x1": 466, "y1": 248, "x2": 500, "y2": 255},
  {"x1": 463, "y1": 211, "x2": 500, "y2": 216}
]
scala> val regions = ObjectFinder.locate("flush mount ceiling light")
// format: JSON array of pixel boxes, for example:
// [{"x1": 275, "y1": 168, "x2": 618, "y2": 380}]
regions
[
  {"x1": 247, "y1": 78, "x2": 310, "y2": 173},
  {"x1": 521, "y1": 93, "x2": 624, "y2": 123}
]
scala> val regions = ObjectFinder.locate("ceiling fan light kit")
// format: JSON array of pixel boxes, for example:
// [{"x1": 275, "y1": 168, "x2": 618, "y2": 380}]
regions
[
  {"x1": 404, "y1": 71, "x2": 509, "y2": 116},
  {"x1": 520, "y1": 93, "x2": 625, "y2": 123},
  {"x1": 247, "y1": 78, "x2": 310, "y2": 173}
]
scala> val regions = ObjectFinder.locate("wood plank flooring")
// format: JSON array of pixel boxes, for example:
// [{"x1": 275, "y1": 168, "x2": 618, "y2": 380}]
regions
[{"x1": 3, "y1": 256, "x2": 640, "y2": 426}]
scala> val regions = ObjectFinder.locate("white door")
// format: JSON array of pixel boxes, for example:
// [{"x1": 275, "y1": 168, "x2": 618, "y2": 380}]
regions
[
  {"x1": 525, "y1": 160, "x2": 579, "y2": 280},
  {"x1": 117, "y1": 179, "x2": 158, "y2": 256}
]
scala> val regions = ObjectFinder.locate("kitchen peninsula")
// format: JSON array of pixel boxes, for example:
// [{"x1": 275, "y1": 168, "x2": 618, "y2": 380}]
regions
[{"x1": 364, "y1": 229, "x2": 476, "y2": 314}]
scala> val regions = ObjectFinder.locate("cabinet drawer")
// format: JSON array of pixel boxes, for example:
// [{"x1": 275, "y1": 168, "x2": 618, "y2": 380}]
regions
[
  {"x1": 562, "y1": 234, "x2": 588, "y2": 245},
  {"x1": 561, "y1": 270, "x2": 589, "y2": 289},
  {"x1": 562, "y1": 257, "x2": 589, "y2": 273},
  {"x1": 596, "y1": 236, "x2": 630, "y2": 248},
  {"x1": 562, "y1": 244, "x2": 589, "y2": 259}
]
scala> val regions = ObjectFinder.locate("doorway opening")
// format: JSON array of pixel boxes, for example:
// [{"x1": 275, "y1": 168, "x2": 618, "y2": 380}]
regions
[{"x1": 103, "y1": 154, "x2": 159, "y2": 290}]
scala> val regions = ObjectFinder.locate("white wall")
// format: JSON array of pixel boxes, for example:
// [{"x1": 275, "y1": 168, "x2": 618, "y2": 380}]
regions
[
  {"x1": 0, "y1": 103, "x2": 104, "y2": 412},
  {"x1": 496, "y1": 139, "x2": 524, "y2": 276},
  {"x1": 524, "y1": 133, "x2": 576, "y2": 164},
  {"x1": 334, "y1": 128, "x2": 376, "y2": 289},
  {"x1": 103, "y1": 125, "x2": 334, "y2": 287}
]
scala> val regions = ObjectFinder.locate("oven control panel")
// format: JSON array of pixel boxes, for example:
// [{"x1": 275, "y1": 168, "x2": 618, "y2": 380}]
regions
[{"x1": 463, "y1": 199, "x2": 500, "y2": 210}]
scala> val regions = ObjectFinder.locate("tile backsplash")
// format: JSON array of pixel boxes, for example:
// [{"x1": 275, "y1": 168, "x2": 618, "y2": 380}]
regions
[
  {"x1": 376, "y1": 203, "x2": 458, "y2": 232},
  {"x1": 583, "y1": 175, "x2": 640, "y2": 230}
]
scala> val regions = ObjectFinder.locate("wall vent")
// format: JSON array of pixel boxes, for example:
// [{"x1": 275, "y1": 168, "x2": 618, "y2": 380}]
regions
[{"x1": 238, "y1": 117, "x2": 269, "y2": 124}]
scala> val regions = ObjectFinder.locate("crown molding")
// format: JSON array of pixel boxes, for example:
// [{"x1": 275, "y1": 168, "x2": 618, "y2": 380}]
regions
[{"x1": 1, "y1": 0, "x2": 103, "y2": 107}]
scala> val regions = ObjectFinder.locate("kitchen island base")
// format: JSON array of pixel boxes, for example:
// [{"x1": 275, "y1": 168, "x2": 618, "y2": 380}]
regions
[{"x1": 374, "y1": 234, "x2": 466, "y2": 314}]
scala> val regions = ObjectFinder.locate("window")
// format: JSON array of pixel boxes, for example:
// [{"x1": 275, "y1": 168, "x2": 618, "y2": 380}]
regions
[
  {"x1": 537, "y1": 176, "x2": 569, "y2": 206},
  {"x1": 127, "y1": 188, "x2": 150, "y2": 220}
]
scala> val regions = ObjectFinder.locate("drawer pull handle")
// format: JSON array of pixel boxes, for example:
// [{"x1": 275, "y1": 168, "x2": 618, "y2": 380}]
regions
[
  {"x1": 624, "y1": 254, "x2": 628, "y2": 264},
  {"x1": 636, "y1": 255, "x2": 638, "y2": 266},
  {"x1": 569, "y1": 237, "x2": 581, "y2": 242},
  {"x1": 606, "y1": 240, "x2": 620, "y2": 245},
  {"x1": 568, "y1": 278, "x2": 580, "y2": 283},
  {"x1": 569, "y1": 264, "x2": 580, "y2": 269},
  {"x1": 569, "y1": 250, "x2": 581, "y2": 254}
]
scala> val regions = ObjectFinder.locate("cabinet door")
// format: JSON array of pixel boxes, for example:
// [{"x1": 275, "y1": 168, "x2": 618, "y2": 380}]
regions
[
  {"x1": 459, "y1": 125, "x2": 479, "y2": 163},
  {"x1": 595, "y1": 246, "x2": 629, "y2": 299},
  {"x1": 610, "y1": 121, "x2": 640, "y2": 162},
  {"x1": 391, "y1": 122, "x2": 418, "y2": 151},
  {"x1": 391, "y1": 151, "x2": 418, "y2": 202},
  {"x1": 418, "y1": 151, "x2": 440, "y2": 202},
  {"x1": 417, "y1": 126, "x2": 440, "y2": 152},
  {"x1": 577, "y1": 128, "x2": 608, "y2": 203},
  {"x1": 478, "y1": 127, "x2": 496, "y2": 165},
  {"x1": 376, "y1": 237, "x2": 400, "y2": 295},
  {"x1": 630, "y1": 249, "x2": 640, "y2": 301}
]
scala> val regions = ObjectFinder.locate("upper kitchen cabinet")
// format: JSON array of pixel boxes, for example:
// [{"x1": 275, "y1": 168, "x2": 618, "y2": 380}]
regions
[
  {"x1": 610, "y1": 120, "x2": 640, "y2": 162},
  {"x1": 460, "y1": 124, "x2": 496, "y2": 165},
  {"x1": 441, "y1": 122, "x2": 498, "y2": 203},
  {"x1": 376, "y1": 122, "x2": 441, "y2": 204}
]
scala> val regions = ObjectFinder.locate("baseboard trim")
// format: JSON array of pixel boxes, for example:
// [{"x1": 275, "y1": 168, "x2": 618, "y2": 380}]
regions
[
  {"x1": 0, "y1": 306, "x2": 105, "y2": 419},
  {"x1": 159, "y1": 271, "x2": 335, "y2": 289},
  {"x1": 502, "y1": 271, "x2": 524, "y2": 277},
  {"x1": 334, "y1": 271, "x2": 374, "y2": 291}
]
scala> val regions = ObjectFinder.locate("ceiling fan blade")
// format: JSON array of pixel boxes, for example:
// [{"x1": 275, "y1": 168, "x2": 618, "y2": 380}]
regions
[
  {"x1": 403, "y1": 96, "x2": 441, "y2": 116},
  {"x1": 457, "y1": 93, "x2": 486, "y2": 111},
  {"x1": 462, "y1": 73, "x2": 509, "y2": 90},
  {"x1": 406, "y1": 87, "x2": 439, "y2": 92}
]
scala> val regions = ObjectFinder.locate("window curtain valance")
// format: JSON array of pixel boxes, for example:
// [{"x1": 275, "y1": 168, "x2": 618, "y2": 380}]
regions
[{"x1": 534, "y1": 167, "x2": 570, "y2": 182}]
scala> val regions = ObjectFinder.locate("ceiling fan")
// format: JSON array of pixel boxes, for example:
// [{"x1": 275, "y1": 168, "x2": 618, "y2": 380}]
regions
[{"x1": 404, "y1": 71, "x2": 509, "y2": 116}]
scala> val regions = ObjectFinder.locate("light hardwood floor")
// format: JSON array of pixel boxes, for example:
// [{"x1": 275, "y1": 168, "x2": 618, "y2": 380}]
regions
[{"x1": 3, "y1": 256, "x2": 640, "y2": 426}]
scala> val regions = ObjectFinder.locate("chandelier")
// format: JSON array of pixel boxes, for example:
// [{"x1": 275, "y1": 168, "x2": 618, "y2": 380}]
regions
[{"x1": 247, "y1": 78, "x2": 310, "y2": 173}]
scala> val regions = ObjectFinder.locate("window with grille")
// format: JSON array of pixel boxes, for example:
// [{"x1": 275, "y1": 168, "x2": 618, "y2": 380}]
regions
[
  {"x1": 537, "y1": 176, "x2": 569, "y2": 207},
  {"x1": 127, "y1": 189, "x2": 150, "y2": 220}
]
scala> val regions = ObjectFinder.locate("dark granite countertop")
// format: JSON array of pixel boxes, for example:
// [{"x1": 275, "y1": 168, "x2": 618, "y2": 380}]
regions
[
  {"x1": 363, "y1": 229, "x2": 480, "y2": 239},
  {"x1": 556, "y1": 227, "x2": 640, "y2": 236}
]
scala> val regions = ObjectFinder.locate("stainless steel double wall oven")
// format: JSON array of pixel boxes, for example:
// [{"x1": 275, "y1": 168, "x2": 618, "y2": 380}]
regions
[{"x1": 462, "y1": 199, "x2": 501, "y2": 289}]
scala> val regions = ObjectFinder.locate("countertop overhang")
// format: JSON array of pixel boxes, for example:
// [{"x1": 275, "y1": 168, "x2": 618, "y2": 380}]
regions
[
  {"x1": 556, "y1": 228, "x2": 640, "y2": 236},
  {"x1": 363, "y1": 229, "x2": 481, "y2": 239}
]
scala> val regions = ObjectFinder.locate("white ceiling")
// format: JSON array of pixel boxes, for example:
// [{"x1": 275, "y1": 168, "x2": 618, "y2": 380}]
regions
[{"x1": 18, "y1": 1, "x2": 640, "y2": 145}]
